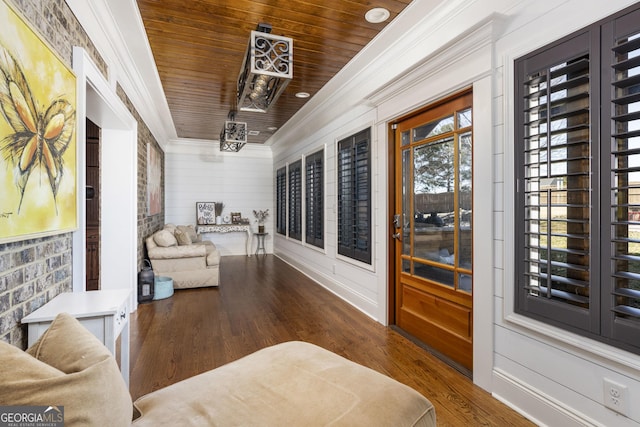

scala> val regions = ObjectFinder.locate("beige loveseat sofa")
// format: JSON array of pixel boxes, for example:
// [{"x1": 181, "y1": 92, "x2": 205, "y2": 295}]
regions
[
  {"x1": 2, "y1": 313, "x2": 436, "y2": 426},
  {"x1": 145, "y1": 224, "x2": 220, "y2": 288}
]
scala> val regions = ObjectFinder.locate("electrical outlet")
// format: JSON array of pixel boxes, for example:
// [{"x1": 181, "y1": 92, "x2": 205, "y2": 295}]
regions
[{"x1": 603, "y1": 378, "x2": 629, "y2": 416}]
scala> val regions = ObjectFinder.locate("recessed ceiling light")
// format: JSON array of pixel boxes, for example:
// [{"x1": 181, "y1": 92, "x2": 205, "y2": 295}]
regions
[
  {"x1": 295, "y1": 92, "x2": 310, "y2": 98},
  {"x1": 248, "y1": 130, "x2": 260, "y2": 136},
  {"x1": 365, "y1": 7, "x2": 390, "y2": 24},
  {"x1": 267, "y1": 126, "x2": 278, "y2": 131}
]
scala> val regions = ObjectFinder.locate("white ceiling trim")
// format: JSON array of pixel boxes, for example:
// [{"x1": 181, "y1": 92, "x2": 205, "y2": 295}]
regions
[
  {"x1": 368, "y1": 16, "x2": 499, "y2": 107},
  {"x1": 269, "y1": 0, "x2": 479, "y2": 152},
  {"x1": 165, "y1": 138, "x2": 273, "y2": 158},
  {"x1": 66, "y1": 0, "x2": 177, "y2": 148}
]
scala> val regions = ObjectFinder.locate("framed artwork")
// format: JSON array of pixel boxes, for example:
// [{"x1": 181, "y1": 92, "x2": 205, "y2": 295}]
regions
[
  {"x1": 196, "y1": 202, "x2": 216, "y2": 225},
  {"x1": 0, "y1": 0, "x2": 77, "y2": 243},
  {"x1": 147, "y1": 143, "x2": 161, "y2": 215},
  {"x1": 231, "y1": 212, "x2": 242, "y2": 224}
]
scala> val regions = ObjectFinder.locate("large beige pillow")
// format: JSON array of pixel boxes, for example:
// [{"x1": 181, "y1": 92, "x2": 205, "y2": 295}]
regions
[
  {"x1": 177, "y1": 225, "x2": 201, "y2": 243},
  {"x1": 153, "y1": 229, "x2": 177, "y2": 247},
  {"x1": 174, "y1": 228, "x2": 192, "y2": 246},
  {"x1": 0, "y1": 313, "x2": 133, "y2": 426}
]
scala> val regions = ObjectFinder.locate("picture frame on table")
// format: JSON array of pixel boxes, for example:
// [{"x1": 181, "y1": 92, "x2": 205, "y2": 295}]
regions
[
  {"x1": 231, "y1": 212, "x2": 242, "y2": 224},
  {"x1": 196, "y1": 202, "x2": 216, "y2": 225}
]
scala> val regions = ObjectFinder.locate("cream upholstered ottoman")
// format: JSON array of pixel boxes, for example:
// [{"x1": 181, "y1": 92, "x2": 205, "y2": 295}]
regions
[
  {"x1": 2, "y1": 313, "x2": 435, "y2": 426},
  {"x1": 132, "y1": 341, "x2": 436, "y2": 426}
]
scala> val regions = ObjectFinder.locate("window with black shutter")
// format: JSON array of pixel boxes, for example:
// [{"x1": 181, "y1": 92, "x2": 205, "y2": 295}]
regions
[
  {"x1": 514, "y1": 3, "x2": 640, "y2": 354},
  {"x1": 305, "y1": 149, "x2": 324, "y2": 248},
  {"x1": 338, "y1": 128, "x2": 371, "y2": 264},
  {"x1": 288, "y1": 160, "x2": 302, "y2": 241},
  {"x1": 276, "y1": 166, "x2": 287, "y2": 235}
]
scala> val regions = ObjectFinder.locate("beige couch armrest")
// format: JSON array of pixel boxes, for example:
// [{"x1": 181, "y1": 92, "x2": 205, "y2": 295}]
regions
[{"x1": 148, "y1": 244, "x2": 206, "y2": 260}]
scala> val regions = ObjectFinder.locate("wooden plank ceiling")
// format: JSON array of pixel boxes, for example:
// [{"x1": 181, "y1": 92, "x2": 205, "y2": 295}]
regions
[{"x1": 137, "y1": 0, "x2": 413, "y2": 144}]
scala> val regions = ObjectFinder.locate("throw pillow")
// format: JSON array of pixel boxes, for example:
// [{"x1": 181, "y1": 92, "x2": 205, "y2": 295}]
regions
[
  {"x1": 174, "y1": 228, "x2": 192, "y2": 246},
  {"x1": 177, "y1": 225, "x2": 199, "y2": 242},
  {"x1": 9, "y1": 313, "x2": 134, "y2": 426},
  {"x1": 0, "y1": 341, "x2": 65, "y2": 406},
  {"x1": 153, "y1": 229, "x2": 177, "y2": 247}
]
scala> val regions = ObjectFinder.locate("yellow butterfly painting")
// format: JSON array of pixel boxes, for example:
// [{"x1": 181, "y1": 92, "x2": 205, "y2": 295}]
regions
[{"x1": 0, "y1": 44, "x2": 75, "y2": 214}]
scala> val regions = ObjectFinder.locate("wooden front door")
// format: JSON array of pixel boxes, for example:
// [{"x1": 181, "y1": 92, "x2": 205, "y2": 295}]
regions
[{"x1": 392, "y1": 90, "x2": 473, "y2": 371}]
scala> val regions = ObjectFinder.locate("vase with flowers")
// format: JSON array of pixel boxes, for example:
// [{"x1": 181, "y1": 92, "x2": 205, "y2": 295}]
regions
[
  {"x1": 215, "y1": 202, "x2": 225, "y2": 225},
  {"x1": 253, "y1": 209, "x2": 269, "y2": 233}
]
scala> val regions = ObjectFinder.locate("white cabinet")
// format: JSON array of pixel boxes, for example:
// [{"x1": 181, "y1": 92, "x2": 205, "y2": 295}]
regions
[{"x1": 22, "y1": 289, "x2": 131, "y2": 385}]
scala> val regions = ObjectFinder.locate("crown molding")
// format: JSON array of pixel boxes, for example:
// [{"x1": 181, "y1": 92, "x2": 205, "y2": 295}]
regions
[
  {"x1": 269, "y1": 0, "x2": 485, "y2": 150},
  {"x1": 165, "y1": 138, "x2": 273, "y2": 158},
  {"x1": 66, "y1": 0, "x2": 176, "y2": 149}
]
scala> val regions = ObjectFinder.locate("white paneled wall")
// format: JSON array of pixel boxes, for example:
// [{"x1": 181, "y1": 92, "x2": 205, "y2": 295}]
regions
[
  {"x1": 164, "y1": 142, "x2": 273, "y2": 256},
  {"x1": 274, "y1": 109, "x2": 383, "y2": 320}
]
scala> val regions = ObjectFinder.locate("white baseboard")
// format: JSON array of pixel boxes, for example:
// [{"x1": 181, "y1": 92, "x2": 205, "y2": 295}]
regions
[{"x1": 492, "y1": 369, "x2": 600, "y2": 427}]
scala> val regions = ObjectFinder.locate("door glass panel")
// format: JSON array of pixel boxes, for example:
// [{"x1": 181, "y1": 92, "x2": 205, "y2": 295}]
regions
[
  {"x1": 459, "y1": 131, "x2": 472, "y2": 269},
  {"x1": 457, "y1": 108, "x2": 472, "y2": 128},
  {"x1": 401, "y1": 130, "x2": 410, "y2": 147},
  {"x1": 413, "y1": 115, "x2": 454, "y2": 142},
  {"x1": 402, "y1": 149, "x2": 412, "y2": 255},
  {"x1": 413, "y1": 137, "x2": 454, "y2": 263},
  {"x1": 402, "y1": 258, "x2": 411, "y2": 273},
  {"x1": 414, "y1": 261, "x2": 455, "y2": 287},
  {"x1": 458, "y1": 273, "x2": 472, "y2": 293}
]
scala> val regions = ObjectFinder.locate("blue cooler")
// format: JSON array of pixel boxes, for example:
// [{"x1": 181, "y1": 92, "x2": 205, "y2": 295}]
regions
[{"x1": 153, "y1": 276, "x2": 174, "y2": 300}]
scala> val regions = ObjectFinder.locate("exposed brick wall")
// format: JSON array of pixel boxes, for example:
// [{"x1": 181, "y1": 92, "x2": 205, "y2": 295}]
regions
[
  {"x1": 116, "y1": 84, "x2": 165, "y2": 271},
  {"x1": 0, "y1": 236, "x2": 73, "y2": 347},
  {"x1": 0, "y1": 0, "x2": 164, "y2": 347}
]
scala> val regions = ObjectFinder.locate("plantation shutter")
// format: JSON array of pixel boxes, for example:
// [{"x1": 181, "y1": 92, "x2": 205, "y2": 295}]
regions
[
  {"x1": 288, "y1": 160, "x2": 302, "y2": 241},
  {"x1": 337, "y1": 128, "x2": 371, "y2": 264},
  {"x1": 276, "y1": 167, "x2": 287, "y2": 235},
  {"x1": 602, "y1": 9, "x2": 640, "y2": 347},
  {"x1": 305, "y1": 150, "x2": 324, "y2": 248},
  {"x1": 515, "y1": 31, "x2": 597, "y2": 331},
  {"x1": 516, "y1": 3, "x2": 640, "y2": 354}
]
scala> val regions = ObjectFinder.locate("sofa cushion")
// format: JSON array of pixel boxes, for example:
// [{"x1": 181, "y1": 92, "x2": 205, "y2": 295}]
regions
[
  {"x1": 1, "y1": 339, "x2": 64, "y2": 381},
  {"x1": 154, "y1": 229, "x2": 178, "y2": 247},
  {"x1": 177, "y1": 225, "x2": 200, "y2": 242},
  {"x1": 147, "y1": 243, "x2": 207, "y2": 260},
  {"x1": 27, "y1": 313, "x2": 110, "y2": 373},
  {"x1": 1, "y1": 313, "x2": 133, "y2": 426},
  {"x1": 174, "y1": 228, "x2": 192, "y2": 246},
  {"x1": 132, "y1": 341, "x2": 435, "y2": 427}
]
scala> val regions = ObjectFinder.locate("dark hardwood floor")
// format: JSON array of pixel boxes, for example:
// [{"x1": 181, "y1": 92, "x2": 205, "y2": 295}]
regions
[{"x1": 129, "y1": 255, "x2": 534, "y2": 426}]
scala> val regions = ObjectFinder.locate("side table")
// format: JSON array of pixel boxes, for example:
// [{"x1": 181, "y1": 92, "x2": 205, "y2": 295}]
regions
[
  {"x1": 254, "y1": 232, "x2": 268, "y2": 255},
  {"x1": 197, "y1": 224, "x2": 253, "y2": 256},
  {"x1": 21, "y1": 289, "x2": 131, "y2": 385}
]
